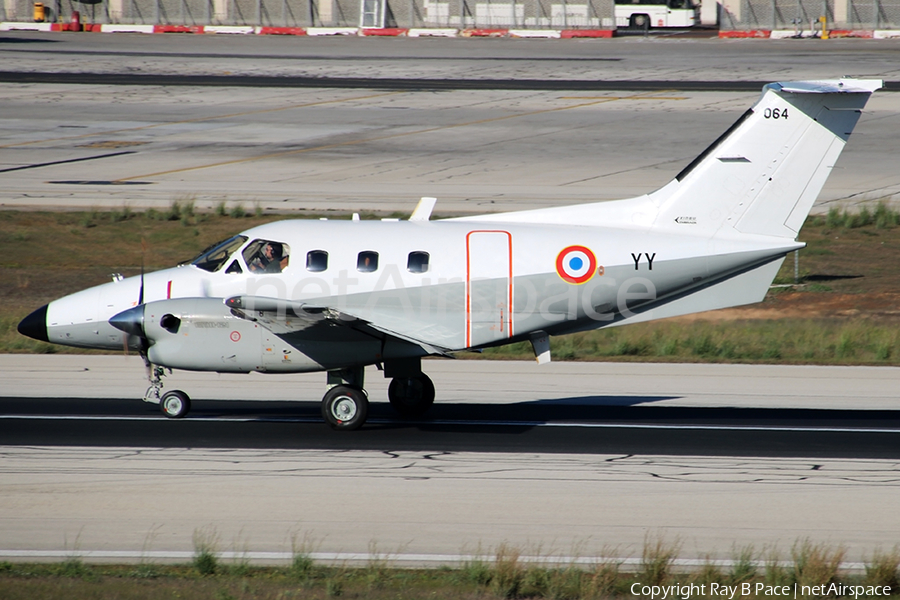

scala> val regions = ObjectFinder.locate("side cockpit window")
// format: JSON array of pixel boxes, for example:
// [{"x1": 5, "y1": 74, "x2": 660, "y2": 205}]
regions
[
  {"x1": 244, "y1": 239, "x2": 291, "y2": 274},
  {"x1": 188, "y1": 235, "x2": 248, "y2": 273}
]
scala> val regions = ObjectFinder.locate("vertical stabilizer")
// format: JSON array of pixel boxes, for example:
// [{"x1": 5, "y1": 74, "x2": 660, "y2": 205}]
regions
[{"x1": 650, "y1": 78, "x2": 882, "y2": 238}]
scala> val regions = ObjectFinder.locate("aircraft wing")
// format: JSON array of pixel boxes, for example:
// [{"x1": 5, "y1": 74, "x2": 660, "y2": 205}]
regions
[{"x1": 224, "y1": 295, "x2": 454, "y2": 357}]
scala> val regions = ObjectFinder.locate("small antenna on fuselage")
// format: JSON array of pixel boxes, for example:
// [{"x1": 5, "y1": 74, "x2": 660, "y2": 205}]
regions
[{"x1": 410, "y1": 197, "x2": 437, "y2": 222}]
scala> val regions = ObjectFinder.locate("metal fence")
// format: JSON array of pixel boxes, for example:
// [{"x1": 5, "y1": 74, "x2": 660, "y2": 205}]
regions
[
  {"x1": 2, "y1": 0, "x2": 614, "y2": 28},
  {"x1": 720, "y1": 0, "x2": 900, "y2": 29}
]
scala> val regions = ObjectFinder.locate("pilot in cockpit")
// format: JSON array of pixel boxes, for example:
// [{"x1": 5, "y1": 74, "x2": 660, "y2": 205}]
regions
[{"x1": 249, "y1": 242, "x2": 289, "y2": 274}]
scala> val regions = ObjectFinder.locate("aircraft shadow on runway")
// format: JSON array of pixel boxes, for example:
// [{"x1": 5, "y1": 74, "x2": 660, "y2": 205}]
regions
[
  {"x1": 4, "y1": 396, "x2": 900, "y2": 457},
  {"x1": 0, "y1": 36, "x2": 61, "y2": 44},
  {"x1": 5, "y1": 396, "x2": 900, "y2": 430}
]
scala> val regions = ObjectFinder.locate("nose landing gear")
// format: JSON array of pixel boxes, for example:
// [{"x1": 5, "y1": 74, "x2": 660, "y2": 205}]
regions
[
  {"x1": 160, "y1": 390, "x2": 191, "y2": 419},
  {"x1": 143, "y1": 361, "x2": 191, "y2": 419}
]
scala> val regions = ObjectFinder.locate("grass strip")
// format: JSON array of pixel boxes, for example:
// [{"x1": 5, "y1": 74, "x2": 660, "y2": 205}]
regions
[
  {"x1": 0, "y1": 538, "x2": 897, "y2": 599},
  {"x1": 477, "y1": 318, "x2": 900, "y2": 365}
]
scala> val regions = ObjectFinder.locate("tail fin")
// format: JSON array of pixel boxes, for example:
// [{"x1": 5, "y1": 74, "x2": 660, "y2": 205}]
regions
[
  {"x1": 650, "y1": 78, "x2": 882, "y2": 238},
  {"x1": 452, "y1": 79, "x2": 882, "y2": 233}
]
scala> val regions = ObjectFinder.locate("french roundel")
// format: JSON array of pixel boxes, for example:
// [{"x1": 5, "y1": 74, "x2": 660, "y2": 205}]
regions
[{"x1": 556, "y1": 245, "x2": 597, "y2": 285}]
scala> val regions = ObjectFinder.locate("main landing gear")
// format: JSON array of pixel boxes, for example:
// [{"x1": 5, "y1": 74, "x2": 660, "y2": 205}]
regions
[
  {"x1": 322, "y1": 360, "x2": 436, "y2": 430},
  {"x1": 143, "y1": 362, "x2": 191, "y2": 419},
  {"x1": 387, "y1": 374, "x2": 435, "y2": 417},
  {"x1": 141, "y1": 359, "x2": 436, "y2": 429}
]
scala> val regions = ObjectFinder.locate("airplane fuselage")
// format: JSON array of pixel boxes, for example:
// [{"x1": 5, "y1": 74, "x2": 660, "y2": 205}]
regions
[{"x1": 40, "y1": 217, "x2": 797, "y2": 373}]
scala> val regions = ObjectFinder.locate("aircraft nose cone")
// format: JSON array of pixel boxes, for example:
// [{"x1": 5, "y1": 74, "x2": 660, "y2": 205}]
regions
[
  {"x1": 109, "y1": 305, "x2": 145, "y2": 338},
  {"x1": 18, "y1": 304, "x2": 49, "y2": 342}
]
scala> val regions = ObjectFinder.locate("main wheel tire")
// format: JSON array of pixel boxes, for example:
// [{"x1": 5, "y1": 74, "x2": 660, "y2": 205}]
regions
[
  {"x1": 631, "y1": 13, "x2": 650, "y2": 30},
  {"x1": 322, "y1": 385, "x2": 368, "y2": 430},
  {"x1": 160, "y1": 390, "x2": 190, "y2": 419},
  {"x1": 388, "y1": 374, "x2": 436, "y2": 418}
]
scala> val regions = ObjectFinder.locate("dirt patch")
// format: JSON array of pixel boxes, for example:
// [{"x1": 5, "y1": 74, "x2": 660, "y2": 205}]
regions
[{"x1": 675, "y1": 292, "x2": 900, "y2": 322}]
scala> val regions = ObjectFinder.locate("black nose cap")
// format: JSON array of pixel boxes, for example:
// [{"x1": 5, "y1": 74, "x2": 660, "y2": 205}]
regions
[{"x1": 18, "y1": 304, "x2": 49, "y2": 343}]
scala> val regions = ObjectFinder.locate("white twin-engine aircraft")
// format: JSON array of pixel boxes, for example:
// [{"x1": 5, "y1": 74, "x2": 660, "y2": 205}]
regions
[{"x1": 18, "y1": 78, "x2": 882, "y2": 430}]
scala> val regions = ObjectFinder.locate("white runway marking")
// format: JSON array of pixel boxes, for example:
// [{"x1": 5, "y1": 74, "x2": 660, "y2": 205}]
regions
[
  {"x1": 0, "y1": 549, "x2": 872, "y2": 571},
  {"x1": 3, "y1": 414, "x2": 899, "y2": 434}
]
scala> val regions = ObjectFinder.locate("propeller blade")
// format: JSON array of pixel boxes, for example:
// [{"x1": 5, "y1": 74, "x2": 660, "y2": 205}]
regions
[{"x1": 139, "y1": 237, "x2": 147, "y2": 305}]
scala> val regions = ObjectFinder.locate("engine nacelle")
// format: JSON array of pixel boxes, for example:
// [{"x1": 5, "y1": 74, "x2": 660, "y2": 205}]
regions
[{"x1": 139, "y1": 298, "x2": 317, "y2": 373}]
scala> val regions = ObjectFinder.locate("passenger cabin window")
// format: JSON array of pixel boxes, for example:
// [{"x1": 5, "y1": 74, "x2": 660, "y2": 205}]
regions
[
  {"x1": 306, "y1": 250, "x2": 328, "y2": 272},
  {"x1": 189, "y1": 235, "x2": 248, "y2": 273},
  {"x1": 357, "y1": 251, "x2": 379, "y2": 272},
  {"x1": 407, "y1": 251, "x2": 429, "y2": 273},
  {"x1": 243, "y1": 239, "x2": 291, "y2": 274}
]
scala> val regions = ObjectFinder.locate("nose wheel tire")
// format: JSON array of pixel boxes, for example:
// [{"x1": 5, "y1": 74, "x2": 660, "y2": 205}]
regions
[
  {"x1": 322, "y1": 385, "x2": 368, "y2": 430},
  {"x1": 388, "y1": 374, "x2": 435, "y2": 417},
  {"x1": 160, "y1": 390, "x2": 190, "y2": 419}
]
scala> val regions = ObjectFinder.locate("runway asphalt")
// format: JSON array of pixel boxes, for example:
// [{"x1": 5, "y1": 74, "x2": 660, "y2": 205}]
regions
[
  {"x1": 3, "y1": 356, "x2": 900, "y2": 457},
  {"x1": 2, "y1": 444, "x2": 897, "y2": 564},
  {"x1": 3, "y1": 33, "x2": 900, "y2": 84},
  {"x1": 6, "y1": 400, "x2": 900, "y2": 457},
  {"x1": 8, "y1": 71, "x2": 899, "y2": 92},
  {"x1": 0, "y1": 71, "x2": 786, "y2": 90}
]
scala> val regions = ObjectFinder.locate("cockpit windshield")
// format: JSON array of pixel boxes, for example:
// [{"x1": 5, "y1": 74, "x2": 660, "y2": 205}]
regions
[{"x1": 187, "y1": 235, "x2": 248, "y2": 272}]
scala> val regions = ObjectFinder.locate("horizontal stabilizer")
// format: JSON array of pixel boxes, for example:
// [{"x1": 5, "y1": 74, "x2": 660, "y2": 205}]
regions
[{"x1": 772, "y1": 79, "x2": 883, "y2": 94}]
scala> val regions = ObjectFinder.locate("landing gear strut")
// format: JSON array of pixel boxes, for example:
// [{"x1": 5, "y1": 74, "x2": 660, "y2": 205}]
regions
[
  {"x1": 143, "y1": 360, "x2": 191, "y2": 419},
  {"x1": 143, "y1": 364, "x2": 166, "y2": 405}
]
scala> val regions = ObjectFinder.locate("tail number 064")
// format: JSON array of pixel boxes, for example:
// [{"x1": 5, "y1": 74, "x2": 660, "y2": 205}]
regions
[{"x1": 764, "y1": 107, "x2": 788, "y2": 119}]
